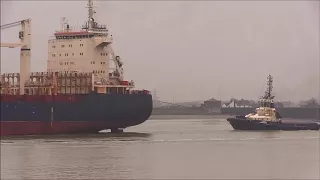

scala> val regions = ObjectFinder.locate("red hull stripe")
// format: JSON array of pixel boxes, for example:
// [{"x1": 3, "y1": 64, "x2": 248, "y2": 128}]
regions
[{"x1": 0, "y1": 121, "x2": 114, "y2": 136}]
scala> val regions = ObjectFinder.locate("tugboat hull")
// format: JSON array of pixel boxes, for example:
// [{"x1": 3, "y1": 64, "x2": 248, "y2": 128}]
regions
[{"x1": 227, "y1": 116, "x2": 320, "y2": 131}]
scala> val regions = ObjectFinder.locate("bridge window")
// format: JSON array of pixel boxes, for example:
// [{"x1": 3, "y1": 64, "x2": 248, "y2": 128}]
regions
[
  {"x1": 72, "y1": 53, "x2": 74, "y2": 56},
  {"x1": 69, "y1": 44, "x2": 72, "y2": 47},
  {"x1": 61, "y1": 45, "x2": 65, "y2": 48}
]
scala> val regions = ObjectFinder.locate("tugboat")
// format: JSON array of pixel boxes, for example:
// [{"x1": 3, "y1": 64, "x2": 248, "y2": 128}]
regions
[{"x1": 226, "y1": 75, "x2": 320, "y2": 131}]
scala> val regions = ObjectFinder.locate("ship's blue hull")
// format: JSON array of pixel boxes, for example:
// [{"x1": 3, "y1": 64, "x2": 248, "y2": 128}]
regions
[
  {"x1": 227, "y1": 116, "x2": 320, "y2": 131},
  {"x1": 0, "y1": 93, "x2": 153, "y2": 135}
]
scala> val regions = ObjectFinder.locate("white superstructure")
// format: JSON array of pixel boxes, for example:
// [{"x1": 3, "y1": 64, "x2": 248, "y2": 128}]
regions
[
  {"x1": 47, "y1": 0, "x2": 126, "y2": 86},
  {"x1": 245, "y1": 74, "x2": 281, "y2": 122},
  {"x1": 1, "y1": 0, "x2": 137, "y2": 95}
]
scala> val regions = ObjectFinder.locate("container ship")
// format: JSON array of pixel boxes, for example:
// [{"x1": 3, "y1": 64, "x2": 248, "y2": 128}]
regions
[
  {"x1": 0, "y1": 0, "x2": 153, "y2": 136},
  {"x1": 226, "y1": 75, "x2": 320, "y2": 131}
]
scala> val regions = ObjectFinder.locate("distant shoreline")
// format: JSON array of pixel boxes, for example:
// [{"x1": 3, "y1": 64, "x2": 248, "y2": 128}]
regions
[
  {"x1": 149, "y1": 114, "x2": 231, "y2": 120},
  {"x1": 151, "y1": 106, "x2": 320, "y2": 120}
]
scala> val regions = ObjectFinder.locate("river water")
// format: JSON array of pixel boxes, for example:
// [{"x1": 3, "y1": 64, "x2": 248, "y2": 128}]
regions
[{"x1": 1, "y1": 115, "x2": 320, "y2": 179}]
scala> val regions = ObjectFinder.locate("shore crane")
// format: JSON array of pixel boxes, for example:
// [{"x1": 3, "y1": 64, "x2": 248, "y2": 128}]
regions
[{"x1": 1, "y1": 18, "x2": 32, "y2": 95}]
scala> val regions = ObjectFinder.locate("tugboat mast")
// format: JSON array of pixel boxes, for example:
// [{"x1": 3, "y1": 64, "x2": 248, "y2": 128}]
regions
[{"x1": 263, "y1": 74, "x2": 274, "y2": 100}]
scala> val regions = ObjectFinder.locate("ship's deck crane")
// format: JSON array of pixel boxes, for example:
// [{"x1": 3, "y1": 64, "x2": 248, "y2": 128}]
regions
[
  {"x1": 0, "y1": 18, "x2": 32, "y2": 95},
  {"x1": 0, "y1": 43, "x2": 21, "y2": 48}
]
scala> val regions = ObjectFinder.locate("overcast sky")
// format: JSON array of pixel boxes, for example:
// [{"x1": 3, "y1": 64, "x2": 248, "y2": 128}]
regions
[{"x1": 1, "y1": 1, "x2": 319, "y2": 103}]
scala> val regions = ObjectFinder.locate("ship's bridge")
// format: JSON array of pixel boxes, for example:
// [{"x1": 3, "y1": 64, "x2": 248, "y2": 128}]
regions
[
  {"x1": 54, "y1": 31, "x2": 92, "y2": 39},
  {"x1": 259, "y1": 98, "x2": 275, "y2": 108},
  {"x1": 53, "y1": 30, "x2": 113, "y2": 47},
  {"x1": 93, "y1": 34, "x2": 113, "y2": 48}
]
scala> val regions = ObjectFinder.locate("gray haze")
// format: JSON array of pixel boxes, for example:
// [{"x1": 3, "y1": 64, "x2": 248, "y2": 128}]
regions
[{"x1": 1, "y1": 1, "x2": 319, "y2": 103}]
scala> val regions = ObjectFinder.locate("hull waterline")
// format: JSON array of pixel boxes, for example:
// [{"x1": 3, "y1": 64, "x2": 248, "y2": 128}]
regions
[{"x1": 0, "y1": 120, "x2": 147, "y2": 136}]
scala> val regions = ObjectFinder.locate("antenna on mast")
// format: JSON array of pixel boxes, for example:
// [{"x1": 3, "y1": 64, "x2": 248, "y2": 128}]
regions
[
  {"x1": 264, "y1": 74, "x2": 274, "y2": 100},
  {"x1": 87, "y1": 0, "x2": 96, "y2": 30},
  {"x1": 60, "y1": 17, "x2": 66, "y2": 31}
]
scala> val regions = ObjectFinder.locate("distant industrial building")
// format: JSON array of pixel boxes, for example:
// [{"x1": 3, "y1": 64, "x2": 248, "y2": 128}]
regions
[
  {"x1": 222, "y1": 98, "x2": 255, "y2": 108},
  {"x1": 201, "y1": 98, "x2": 222, "y2": 114}
]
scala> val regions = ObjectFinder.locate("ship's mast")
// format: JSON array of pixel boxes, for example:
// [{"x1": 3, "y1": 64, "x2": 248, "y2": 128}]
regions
[
  {"x1": 87, "y1": 0, "x2": 95, "y2": 31},
  {"x1": 263, "y1": 74, "x2": 274, "y2": 100}
]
